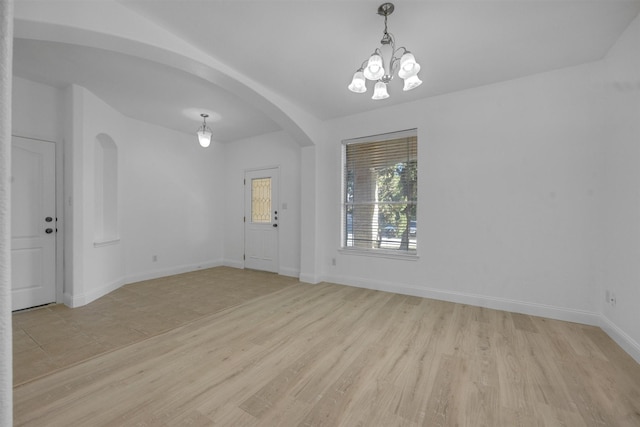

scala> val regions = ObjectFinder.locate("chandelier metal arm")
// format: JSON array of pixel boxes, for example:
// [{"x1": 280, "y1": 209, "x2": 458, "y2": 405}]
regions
[
  {"x1": 388, "y1": 46, "x2": 410, "y2": 75},
  {"x1": 393, "y1": 46, "x2": 410, "y2": 59},
  {"x1": 356, "y1": 58, "x2": 369, "y2": 72}
]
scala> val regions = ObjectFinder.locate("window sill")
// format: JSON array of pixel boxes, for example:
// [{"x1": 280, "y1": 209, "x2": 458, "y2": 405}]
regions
[{"x1": 338, "y1": 247, "x2": 419, "y2": 261}]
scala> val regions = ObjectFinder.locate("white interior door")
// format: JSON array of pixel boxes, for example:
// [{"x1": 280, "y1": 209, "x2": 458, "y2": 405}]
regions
[
  {"x1": 244, "y1": 168, "x2": 279, "y2": 273},
  {"x1": 11, "y1": 136, "x2": 56, "y2": 311}
]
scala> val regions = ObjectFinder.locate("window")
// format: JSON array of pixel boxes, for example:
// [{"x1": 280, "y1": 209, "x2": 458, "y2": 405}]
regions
[
  {"x1": 251, "y1": 177, "x2": 272, "y2": 223},
  {"x1": 343, "y1": 129, "x2": 417, "y2": 254}
]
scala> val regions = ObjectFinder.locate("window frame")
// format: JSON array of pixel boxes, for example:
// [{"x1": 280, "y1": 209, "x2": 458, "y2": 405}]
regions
[{"x1": 340, "y1": 129, "x2": 418, "y2": 259}]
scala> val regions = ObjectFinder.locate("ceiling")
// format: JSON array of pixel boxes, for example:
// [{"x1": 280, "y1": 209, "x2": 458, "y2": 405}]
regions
[
  {"x1": 12, "y1": 0, "x2": 640, "y2": 142},
  {"x1": 13, "y1": 38, "x2": 282, "y2": 142}
]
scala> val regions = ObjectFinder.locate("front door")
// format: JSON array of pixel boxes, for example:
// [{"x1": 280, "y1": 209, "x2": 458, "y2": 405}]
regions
[
  {"x1": 244, "y1": 168, "x2": 279, "y2": 273},
  {"x1": 11, "y1": 136, "x2": 56, "y2": 310}
]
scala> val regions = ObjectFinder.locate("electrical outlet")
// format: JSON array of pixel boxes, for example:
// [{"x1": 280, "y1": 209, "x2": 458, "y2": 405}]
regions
[
  {"x1": 610, "y1": 292, "x2": 617, "y2": 307},
  {"x1": 152, "y1": 255, "x2": 158, "y2": 262},
  {"x1": 331, "y1": 257, "x2": 336, "y2": 266}
]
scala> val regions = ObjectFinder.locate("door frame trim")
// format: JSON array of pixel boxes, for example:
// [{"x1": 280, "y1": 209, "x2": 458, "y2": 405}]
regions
[{"x1": 12, "y1": 133, "x2": 63, "y2": 306}]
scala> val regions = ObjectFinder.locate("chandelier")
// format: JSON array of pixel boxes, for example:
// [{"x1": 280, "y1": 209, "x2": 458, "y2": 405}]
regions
[
  {"x1": 348, "y1": 2, "x2": 422, "y2": 100},
  {"x1": 196, "y1": 113, "x2": 212, "y2": 148}
]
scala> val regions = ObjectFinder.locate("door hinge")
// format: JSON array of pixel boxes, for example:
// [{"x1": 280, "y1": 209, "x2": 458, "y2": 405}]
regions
[
  {"x1": 243, "y1": 254, "x2": 245, "y2": 260},
  {"x1": 243, "y1": 216, "x2": 246, "y2": 223},
  {"x1": 244, "y1": 178, "x2": 246, "y2": 185}
]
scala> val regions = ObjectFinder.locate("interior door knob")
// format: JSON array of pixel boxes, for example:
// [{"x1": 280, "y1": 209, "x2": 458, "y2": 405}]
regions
[
  {"x1": 272, "y1": 224, "x2": 278, "y2": 228},
  {"x1": 45, "y1": 228, "x2": 53, "y2": 234}
]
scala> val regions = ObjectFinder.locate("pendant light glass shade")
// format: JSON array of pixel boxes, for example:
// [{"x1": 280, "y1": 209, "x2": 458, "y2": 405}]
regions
[
  {"x1": 397, "y1": 52, "x2": 419, "y2": 79},
  {"x1": 198, "y1": 129, "x2": 212, "y2": 147},
  {"x1": 363, "y1": 54, "x2": 384, "y2": 80},
  {"x1": 402, "y1": 74, "x2": 422, "y2": 91},
  {"x1": 372, "y1": 81, "x2": 389, "y2": 100},
  {"x1": 348, "y1": 70, "x2": 367, "y2": 93}
]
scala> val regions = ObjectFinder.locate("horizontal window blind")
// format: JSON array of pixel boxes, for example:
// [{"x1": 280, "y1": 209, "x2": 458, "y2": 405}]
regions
[{"x1": 343, "y1": 130, "x2": 418, "y2": 253}]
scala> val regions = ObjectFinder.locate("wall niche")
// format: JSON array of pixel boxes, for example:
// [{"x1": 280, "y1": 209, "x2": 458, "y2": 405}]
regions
[{"x1": 94, "y1": 133, "x2": 118, "y2": 246}]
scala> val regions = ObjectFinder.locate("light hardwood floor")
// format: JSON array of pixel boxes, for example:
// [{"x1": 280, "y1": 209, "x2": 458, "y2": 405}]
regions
[
  {"x1": 12, "y1": 267, "x2": 297, "y2": 385},
  {"x1": 13, "y1": 268, "x2": 640, "y2": 426}
]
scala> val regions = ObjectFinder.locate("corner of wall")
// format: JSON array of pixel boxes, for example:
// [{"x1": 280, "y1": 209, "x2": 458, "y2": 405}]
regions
[
  {"x1": 299, "y1": 273, "x2": 321, "y2": 285},
  {"x1": 63, "y1": 276, "x2": 124, "y2": 308},
  {"x1": 600, "y1": 315, "x2": 640, "y2": 364},
  {"x1": 223, "y1": 258, "x2": 244, "y2": 270},
  {"x1": 598, "y1": 10, "x2": 640, "y2": 365}
]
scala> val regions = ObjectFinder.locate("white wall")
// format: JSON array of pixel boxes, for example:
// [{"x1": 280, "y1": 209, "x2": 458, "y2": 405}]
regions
[
  {"x1": 0, "y1": 3, "x2": 14, "y2": 422},
  {"x1": 317, "y1": 61, "x2": 604, "y2": 325},
  {"x1": 12, "y1": 77, "x2": 297, "y2": 304},
  {"x1": 63, "y1": 85, "x2": 126, "y2": 306},
  {"x1": 67, "y1": 85, "x2": 226, "y2": 303},
  {"x1": 122, "y1": 116, "x2": 224, "y2": 282},
  {"x1": 12, "y1": 77, "x2": 62, "y2": 142},
  {"x1": 599, "y1": 14, "x2": 640, "y2": 360},
  {"x1": 299, "y1": 144, "x2": 319, "y2": 283},
  {"x1": 10, "y1": 79, "x2": 225, "y2": 306},
  {"x1": 223, "y1": 130, "x2": 301, "y2": 277}
]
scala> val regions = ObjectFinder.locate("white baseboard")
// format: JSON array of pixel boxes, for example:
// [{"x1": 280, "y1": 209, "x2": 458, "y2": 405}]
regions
[
  {"x1": 322, "y1": 273, "x2": 601, "y2": 326},
  {"x1": 125, "y1": 260, "x2": 223, "y2": 285},
  {"x1": 322, "y1": 274, "x2": 640, "y2": 363},
  {"x1": 60, "y1": 266, "x2": 639, "y2": 364},
  {"x1": 64, "y1": 262, "x2": 225, "y2": 307},
  {"x1": 63, "y1": 292, "x2": 79, "y2": 308},
  {"x1": 299, "y1": 273, "x2": 320, "y2": 284},
  {"x1": 279, "y1": 267, "x2": 300, "y2": 278},
  {"x1": 63, "y1": 276, "x2": 125, "y2": 308},
  {"x1": 600, "y1": 315, "x2": 640, "y2": 364},
  {"x1": 84, "y1": 277, "x2": 125, "y2": 305},
  {"x1": 222, "y1": 260, "x2": 300, "y2": 280},
  {"x1": 223, "y1": 259, "x2": 244, "y2": 269}
]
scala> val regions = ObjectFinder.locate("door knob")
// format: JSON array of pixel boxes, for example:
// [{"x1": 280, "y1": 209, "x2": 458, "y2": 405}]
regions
[
  {"x1": 45, "y1": 228, "x2": 53, "y2": 234},
  {"x1": 45, "y1": 217, "x2": 53, "y2": 222},
  {"x1": 272, "y1": 224, "x2": 278, "y2": 228}
]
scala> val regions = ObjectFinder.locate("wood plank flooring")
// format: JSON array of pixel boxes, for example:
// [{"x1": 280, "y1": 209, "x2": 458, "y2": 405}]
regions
[
  {"x1": 13, "y1": 269, "x2": 640, "y2": 426},
  {"x1": 12, "y1": 267, "x2": 297, "y2": 385}
]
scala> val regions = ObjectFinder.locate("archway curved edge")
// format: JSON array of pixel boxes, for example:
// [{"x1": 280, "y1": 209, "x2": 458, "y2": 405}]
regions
[{"x1": 13, "y1": 2, "x2": 319, "y2": 146}]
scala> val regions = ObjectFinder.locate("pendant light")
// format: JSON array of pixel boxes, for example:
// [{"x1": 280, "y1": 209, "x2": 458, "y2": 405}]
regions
[{"x1": 197, "y1": 113, "x2": 213, "y2": 148}]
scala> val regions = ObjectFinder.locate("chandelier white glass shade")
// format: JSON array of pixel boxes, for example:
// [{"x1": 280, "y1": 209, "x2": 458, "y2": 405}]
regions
[
  {"x1": 372, "y1": 81, "x2": 389, "y2": 100},
  {"x1": 348, "y1": 3, "x2": 422, "y2": 100},
  {"x1": 197, "y1": 113, "x2": 213, "y2": 148}
]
